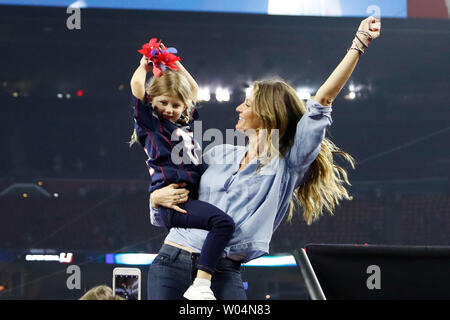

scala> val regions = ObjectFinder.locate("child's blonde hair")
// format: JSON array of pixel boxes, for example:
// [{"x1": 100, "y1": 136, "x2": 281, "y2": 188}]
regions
[{"x1": 129, "y1": 70, "x2": 196, "y2": 146}]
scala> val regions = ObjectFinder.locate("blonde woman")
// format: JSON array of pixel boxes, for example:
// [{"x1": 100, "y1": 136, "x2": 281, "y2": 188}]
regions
[{"x1": 149, "y1": 16, "x2": 381, "y2": 300}]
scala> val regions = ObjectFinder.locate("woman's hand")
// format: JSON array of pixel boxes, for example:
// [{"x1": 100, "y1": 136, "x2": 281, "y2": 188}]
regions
[
  {"x1": 139, "y1": 55, "x2": 153, "y2": 73},
  {"x1": 150, "y1": 183, "x2": 190, "y2": 214},
  {"x1": 355, "y1": 16, "x2": 381, "y2": 47}
]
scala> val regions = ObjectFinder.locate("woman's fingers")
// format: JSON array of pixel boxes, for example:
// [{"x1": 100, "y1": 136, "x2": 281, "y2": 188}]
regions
[
  {"x1": 169, "y1": 182, "x2": 187, "y2": 189},
  {"x1": 171, "y1": 182, "x2": 189, "y2": 213},
  {"x1": 370, "y1": 21, "x2": 381, "y2": 31},
  {"x1": 169, "y1": 183, "x2": 189, "y2": 197},
  {"x1": 173, "y1": 192, "x2": 189, "y2": 203},
  {"x1": 181, "y1": 193, "x2": 189, "y2": 201},
  {"x1": 358, "y1": 16, "x2": 381, "y2": 40},
  {"x1": 368, "y1": 16, "x2": 381, "y2": 29},
  {"x1": 171, "y1": 205, "x2": 187, "y2": 214}
]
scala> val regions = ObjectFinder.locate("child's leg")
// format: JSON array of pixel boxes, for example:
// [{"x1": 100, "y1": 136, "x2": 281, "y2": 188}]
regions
[{"x1": 165, "y1": 199, "x2": 235, "y2": 276}]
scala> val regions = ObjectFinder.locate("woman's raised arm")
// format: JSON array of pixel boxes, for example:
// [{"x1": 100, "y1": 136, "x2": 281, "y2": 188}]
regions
[{"x1": 314, "y1": 16, "x2": 381, "y2": 106}]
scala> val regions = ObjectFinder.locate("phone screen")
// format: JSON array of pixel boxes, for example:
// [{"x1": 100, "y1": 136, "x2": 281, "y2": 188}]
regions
[{"x1": 114, "y1": 274, "x2": 140, "y2": 300}]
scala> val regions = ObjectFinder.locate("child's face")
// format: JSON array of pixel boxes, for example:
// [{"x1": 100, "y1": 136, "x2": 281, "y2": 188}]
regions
[{"x1": 151, "y1": 95, "x2": 186, "y2": 123}]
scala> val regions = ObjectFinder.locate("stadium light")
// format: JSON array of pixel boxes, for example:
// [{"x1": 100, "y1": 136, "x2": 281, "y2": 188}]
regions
[
  {"x1": 345, "y1": 91, "x2": 356, "y2": 100},
  {"x1": 197, "y1": 87, "x2": 210, "y2": 102},
  {"x1": 296, "y1": 87, "x2": 312, "y2": 100},
  {"x1": 244, "y1": 85, "x2": 253, "y2": 98},
  {"x1": 215, "y1": 87, "x2": 230, "y2": 102}
]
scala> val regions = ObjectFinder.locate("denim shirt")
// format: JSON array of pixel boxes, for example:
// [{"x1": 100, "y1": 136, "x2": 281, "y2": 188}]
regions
[{"x1": 149, "y1": 99, "x2": 332, "y2": 262}]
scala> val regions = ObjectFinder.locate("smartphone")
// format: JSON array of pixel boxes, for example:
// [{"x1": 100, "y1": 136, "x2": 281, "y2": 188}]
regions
[{"x1": 112, "y1": 267, "x2": 141, "y2": 300}]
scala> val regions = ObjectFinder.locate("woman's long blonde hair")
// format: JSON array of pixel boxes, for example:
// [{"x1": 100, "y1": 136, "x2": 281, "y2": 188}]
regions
[
  {"x1": 252, "y1": 79, "x2": 355, "y2": 225},
  {"x1": 129, "y1": 70, "x2": 196, "y2": 146}
]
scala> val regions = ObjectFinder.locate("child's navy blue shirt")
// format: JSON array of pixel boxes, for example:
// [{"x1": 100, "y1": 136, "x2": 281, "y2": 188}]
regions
[{"x1": 132, "y1": 93, "x2": 204, "y2": 196}]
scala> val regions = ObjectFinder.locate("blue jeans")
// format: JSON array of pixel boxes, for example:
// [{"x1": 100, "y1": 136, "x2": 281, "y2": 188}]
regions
[{"x1": 147, "y1": 243, "x2": 247, "y2": 300}]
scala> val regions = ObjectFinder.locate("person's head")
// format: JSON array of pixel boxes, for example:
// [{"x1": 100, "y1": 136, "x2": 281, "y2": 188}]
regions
[
  {"x1": 236, "y1": 80, "x2": 305, "y2": 156},
  {"x1": 239, "y1": 79, "x2": 355, "y2": 225},
  {"x1": 79, "y1": 285, "x2": 125, "y2": 300},
  {"x1": 235, "y1": 91, "x2": 264, "y2": 134},
  {"x1": 150, "y1": 94, "x2": 186, "y2": 123},
  {"x1": 147, "y1": 70, "x2": 195, "y2": 123},
  {"x1": 129, "y1": 70, "x2": 196, "y2": 146}
]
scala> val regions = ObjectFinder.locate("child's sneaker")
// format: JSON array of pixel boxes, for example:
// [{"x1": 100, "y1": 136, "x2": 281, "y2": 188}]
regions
[{"x1": 183, "y1": 285, "x2": 216, "y2": 300}]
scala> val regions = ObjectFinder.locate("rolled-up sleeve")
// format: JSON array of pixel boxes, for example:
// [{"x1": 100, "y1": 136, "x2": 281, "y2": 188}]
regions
[
  {"x1": 149, "y1": 198, "x2": 165, "y2": 227},
  {"x1": 286, "y1": 98, "x2": 332, "y2": 170}
]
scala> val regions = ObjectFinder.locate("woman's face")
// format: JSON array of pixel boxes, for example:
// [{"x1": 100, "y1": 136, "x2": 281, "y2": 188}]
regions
[
  {"x1": 235, "y1": 92, "x2": 263, "y2": 133},
  {"x1": 151, "y1": 94, "x2": 186, "y2": 123}
]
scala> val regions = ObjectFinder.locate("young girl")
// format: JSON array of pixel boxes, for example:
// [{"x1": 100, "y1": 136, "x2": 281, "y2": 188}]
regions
[{"x1": 129, "y1": 47, "x2": 235, "y2": 300}]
